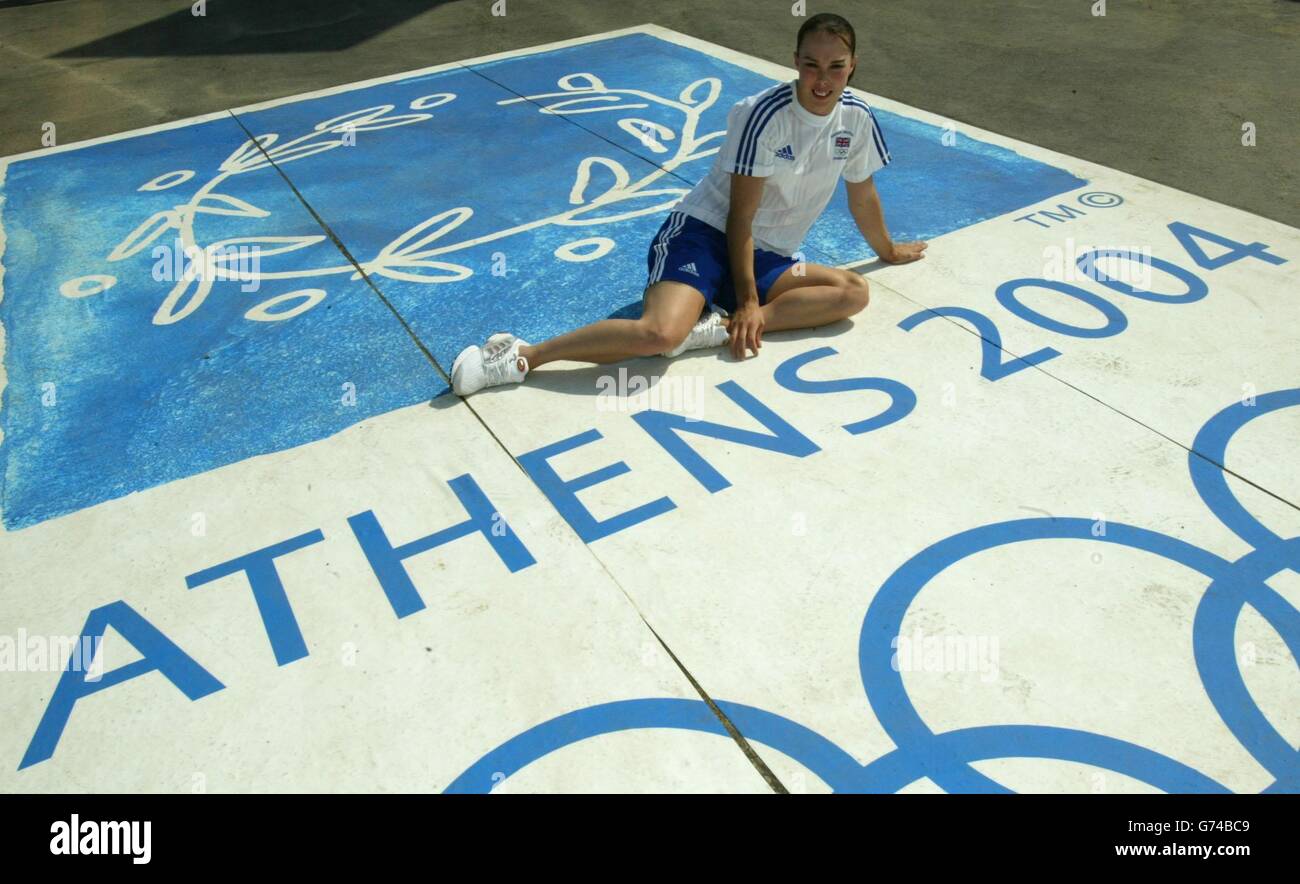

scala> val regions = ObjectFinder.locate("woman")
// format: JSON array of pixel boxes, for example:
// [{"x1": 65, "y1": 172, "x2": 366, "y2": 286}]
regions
[{"x1": 452, "y1": 12, "x2": 927, "y2": 396}]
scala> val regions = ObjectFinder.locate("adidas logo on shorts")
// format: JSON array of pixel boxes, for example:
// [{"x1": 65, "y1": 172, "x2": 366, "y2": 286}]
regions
[{"x1": 677, "y1": 262, "x2": 699, "y2": 276}]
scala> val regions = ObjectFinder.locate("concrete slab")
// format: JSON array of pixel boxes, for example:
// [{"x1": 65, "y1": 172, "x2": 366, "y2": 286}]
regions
[
  {"x1": 0, "y1": 400, "x2": 772, "y2": 793},
  {"x1": 462, "y1": 280, "x2": 1299, "y2": 793},
  {"x1": 859, "y1": 163, "x2": 1299, "y2": 505}
]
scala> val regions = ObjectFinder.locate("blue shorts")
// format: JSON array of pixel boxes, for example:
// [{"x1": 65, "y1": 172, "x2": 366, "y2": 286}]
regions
[{"x1": 644, "y1": 211, "x2": 799, "y2": 313}]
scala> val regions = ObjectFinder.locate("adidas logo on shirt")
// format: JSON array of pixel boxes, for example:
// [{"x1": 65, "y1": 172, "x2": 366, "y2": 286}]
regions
[
  {"x1": 775, "y1": 145, "x2": 795, "y2": 161},
  {"x1": 677, "y1": 262, "x2": 699, "y2": 276}
]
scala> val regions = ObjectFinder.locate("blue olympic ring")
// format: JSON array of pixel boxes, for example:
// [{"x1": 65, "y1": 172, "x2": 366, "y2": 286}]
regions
[{"x1": 446, "y1": 389, "x2": 1300, "y2": 793}]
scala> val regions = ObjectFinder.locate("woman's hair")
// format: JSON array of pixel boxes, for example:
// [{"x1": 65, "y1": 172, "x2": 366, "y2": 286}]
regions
[{"x1": 796, "y1": 13, "x2": 857, "y2": 81}]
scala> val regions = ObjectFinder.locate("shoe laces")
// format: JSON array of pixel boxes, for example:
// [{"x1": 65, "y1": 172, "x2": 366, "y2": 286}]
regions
[
  {"x1": 693, "y1": 311, "x2": 723, "y2": 337},
  {"x1": 482, "y1": 336, "x2": 527, "y2": 383},
  {"x1": 483, "y1": 333, "x2": 515, "y2": 360}
]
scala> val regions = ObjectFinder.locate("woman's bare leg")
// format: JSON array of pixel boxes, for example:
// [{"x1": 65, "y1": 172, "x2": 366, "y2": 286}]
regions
[
  {"x1": 724, "y1": 266, "x2": 870, "y2": 333},
  {"x1": 518, "y1": 281, "x2": 706, "y2": 370}
]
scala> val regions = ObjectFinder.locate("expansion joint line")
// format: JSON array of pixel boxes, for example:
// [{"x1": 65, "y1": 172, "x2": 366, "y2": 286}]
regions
[{"x1": 228, "y1": 106, "x2": 787, "y2": 793}]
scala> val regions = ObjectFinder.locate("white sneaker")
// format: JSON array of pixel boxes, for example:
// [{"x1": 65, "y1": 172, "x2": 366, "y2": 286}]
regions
[
  {"x1": 662, "y1": 305, "x2": 730, "y2": 358},
  {"x1": 451, "y1": 332, "x2": 531, "y2": 396}
]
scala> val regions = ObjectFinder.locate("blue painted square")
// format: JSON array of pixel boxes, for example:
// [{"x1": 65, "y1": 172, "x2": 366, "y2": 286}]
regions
[{"x1": 0, "y1": 30, "x2": 1085, "y2": 531}]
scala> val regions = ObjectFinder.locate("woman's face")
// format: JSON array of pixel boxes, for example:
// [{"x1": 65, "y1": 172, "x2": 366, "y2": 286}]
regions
[{"x1": 793, "y1": 29, "x2": 856, "y2": 113}]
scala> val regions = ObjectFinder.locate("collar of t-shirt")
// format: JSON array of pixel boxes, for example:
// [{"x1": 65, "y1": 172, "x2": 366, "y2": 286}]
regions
[{"x1": 786, "y1": 79, "x2": 838, "y2": 129}]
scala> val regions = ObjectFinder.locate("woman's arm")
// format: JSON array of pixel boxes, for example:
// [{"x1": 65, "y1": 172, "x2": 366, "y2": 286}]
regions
[
  {"x1": 726, "y1": 173, "x2": 768, "y2": 358},
  {"x1": 845, "y1": 176, "x2": 928, "y2": 263}
]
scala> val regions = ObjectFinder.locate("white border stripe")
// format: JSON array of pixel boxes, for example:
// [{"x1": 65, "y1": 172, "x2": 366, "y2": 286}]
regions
[
  {"x1": 0, "y1": 24, "x2": 663, "y2": 167},
  {"x1": 649, "y1": 211, "x2": 687, "y2": 283}
]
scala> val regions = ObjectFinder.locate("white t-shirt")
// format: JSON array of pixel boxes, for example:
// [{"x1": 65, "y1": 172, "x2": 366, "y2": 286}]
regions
[{"x1": 673, "y1": 80, "x2": 892, "y2": 257}]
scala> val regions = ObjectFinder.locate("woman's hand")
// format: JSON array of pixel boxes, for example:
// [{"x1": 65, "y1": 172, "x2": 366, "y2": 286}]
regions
[
  {"x1": 882, "y1": 241, "x2": 929, "y2": 264},
  {"x1": 728, "y1": 302, "x2": 765, "y2": 359}
]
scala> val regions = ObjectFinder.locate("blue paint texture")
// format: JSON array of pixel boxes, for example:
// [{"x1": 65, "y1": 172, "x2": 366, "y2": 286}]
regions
[
  {"x1": 0, "y1": 32, "x2": 1084, "y2": 529},
  {"x1": 0, "y1": 113, "x2": 440, "y2": 529}
]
